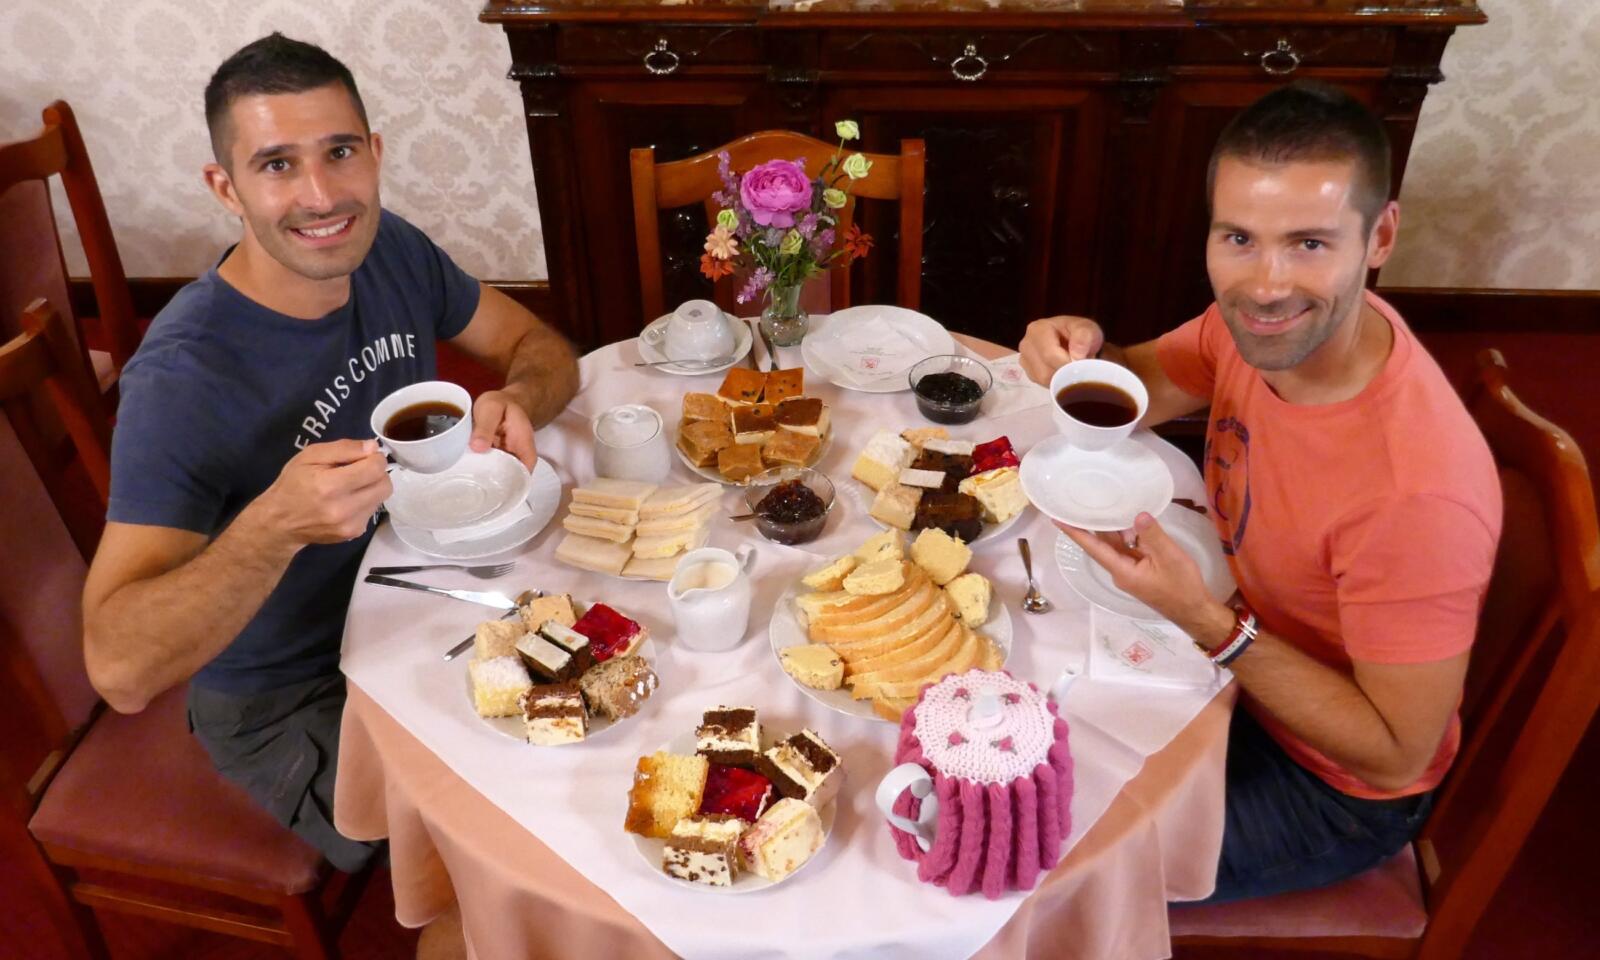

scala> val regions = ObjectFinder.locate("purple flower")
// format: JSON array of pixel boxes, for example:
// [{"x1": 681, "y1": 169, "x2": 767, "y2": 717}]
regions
[
  {"x1": 810, "y1": 227, "x2": 836, "y2": 260},
  {"x1": 737, "y1": 267, "x2": 773, "y2": 304},
  {"x1": 717, "y1": 151, "x2": 738, "y2": 194},
  {"x1": 739, "y1": 159, "x2": 813, "y2": 228},
  {"x1": 798, "y1": 213, "x2": 819, "y2": 239}
]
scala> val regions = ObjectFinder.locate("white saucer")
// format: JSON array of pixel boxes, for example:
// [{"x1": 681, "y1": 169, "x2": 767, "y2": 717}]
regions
[
  {"x1": 386, "y1": 448, "x2": 534, "y2": 531},
  {"x1": 1054, "y1": 505, "x2": 1236, "y2": 621},
  {"x1": 769, "y1": 581, "x2": 1012, "y2": 723},
  {"x1": 1018, "y1": 435, "x2": 1174, "y2": 531},
  {"x1": 800, "y1": 306, "x2": 956, "y2": 393},
  {"x1": 390, "y1": 458, "x2": 561, "y2": 560},
  {"x1": 630, "y1": 729, "x2": 837, "y2": 893},
  {"x1": 638, "y1": 313, "x2": 752, "y2": 376}
]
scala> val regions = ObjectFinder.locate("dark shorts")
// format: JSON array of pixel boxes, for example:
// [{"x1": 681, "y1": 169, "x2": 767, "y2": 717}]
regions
[
  {"x1": 186, "y1": 674, "x2": 383, "y2": 874},
  {"x1": 1188, "y1": 707, "x2": 1432, "y2": 905}
]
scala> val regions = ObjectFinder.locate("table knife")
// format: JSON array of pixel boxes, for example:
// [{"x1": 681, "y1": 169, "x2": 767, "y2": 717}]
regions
[{"x1": 363, "y1": 574, "x2": 518, "y2": 610}]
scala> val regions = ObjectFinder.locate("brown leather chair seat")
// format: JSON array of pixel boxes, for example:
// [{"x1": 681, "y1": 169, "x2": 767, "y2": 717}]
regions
[{"x1": 28, "y1": 685, "x2": 326, "y2": 895}]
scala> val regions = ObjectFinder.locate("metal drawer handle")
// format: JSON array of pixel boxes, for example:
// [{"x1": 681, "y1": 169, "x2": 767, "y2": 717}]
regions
[
  {"x1": 644, "y1": 38, "x2": 681, "y2": 76},
  {"x1": 1260, "y1": 39, "x2": 1301, "y2": 76},
  {"x1": 951, "y1": 43, "x2": 989, "y2": 82}
]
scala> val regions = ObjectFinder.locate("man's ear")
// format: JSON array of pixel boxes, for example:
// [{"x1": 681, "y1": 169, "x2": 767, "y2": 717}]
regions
[
  {"x1": 1366, "y1": 200, "x2": 1400, "y2": 270},
  {"x1": 370, "y1": 131, "x2": 383, "y2": 169},
  {"x1": 202, "y1": 162, "x2": 245, "y2": 218}
]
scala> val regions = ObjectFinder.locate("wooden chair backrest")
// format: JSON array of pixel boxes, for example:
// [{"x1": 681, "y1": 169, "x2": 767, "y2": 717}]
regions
[
  {"x1": 1413, "y1": 348, "x2": 1600, "y2": 957},
  {"x1": 631, "y1": 130, "x2": 925, "y2": 323},
  {"x1": 0, "y1": 99, "x2": 139, "y2": 370},
  {"x1": 0, "y1": 299, "x2": 111, "y2": 506}
]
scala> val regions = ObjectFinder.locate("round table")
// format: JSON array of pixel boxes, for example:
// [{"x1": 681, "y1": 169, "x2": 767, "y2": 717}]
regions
[{"x1": 335, "y1": 331, "x2": 1233, "y2": 960}]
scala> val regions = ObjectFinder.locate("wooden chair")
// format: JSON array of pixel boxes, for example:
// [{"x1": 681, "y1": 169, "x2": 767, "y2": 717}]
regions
[
  {"x1": 0, "y1": 100, "x2": 141, "y2": 379},
  {"x1": 1170, "y1": 348, "x2": 1600, "y2": 959},
  {"x1": 630, "y1": 130, "x2": 925, "y2": 323},
  {"x1": 0, "y1": 299, "x2": 368, "y2": 959}
]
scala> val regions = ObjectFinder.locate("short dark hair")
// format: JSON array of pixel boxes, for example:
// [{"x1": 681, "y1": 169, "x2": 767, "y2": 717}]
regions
[
  {"x1": 1207, "y1": 80, "x2": 1392, "y2": 233},
  {"x1": 204, "y1": 33, "x2": 368, "y2": 168}
]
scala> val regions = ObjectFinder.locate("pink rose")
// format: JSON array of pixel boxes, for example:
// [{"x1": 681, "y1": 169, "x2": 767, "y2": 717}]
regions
[{"x1": 739, "y1": 159, "x2": 813, "y2": 228}]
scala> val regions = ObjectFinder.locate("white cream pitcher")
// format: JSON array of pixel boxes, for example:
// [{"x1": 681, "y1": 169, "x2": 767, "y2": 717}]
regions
[{"x1": 667, "y1": 546, "x2": 755, "y2": 653}]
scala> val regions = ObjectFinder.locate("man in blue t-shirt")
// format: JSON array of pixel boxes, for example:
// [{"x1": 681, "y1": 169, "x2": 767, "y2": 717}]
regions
[{"x1": 79, "y1": 34, "x2": 579, "y2": 880}]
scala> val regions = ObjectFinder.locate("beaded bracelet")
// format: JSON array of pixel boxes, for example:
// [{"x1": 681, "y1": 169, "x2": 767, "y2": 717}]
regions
[{"x1": 1210, "y1": 603, "x2": 1259, "y2": 668}]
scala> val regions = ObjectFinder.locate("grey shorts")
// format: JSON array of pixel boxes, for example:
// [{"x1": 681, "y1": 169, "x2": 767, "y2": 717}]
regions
[{"x1": 186, "y1": 673, "x2": 383, "y2": 874}]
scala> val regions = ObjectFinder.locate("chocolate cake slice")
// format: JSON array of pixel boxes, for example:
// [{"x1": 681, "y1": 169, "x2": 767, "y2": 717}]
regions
[
  {"x1": 696, "y1": 706, "x2": 762, "y2": 768},
  {"x1": 755, "y1": 729, "x2": 843, "y2": 809},
  {"x1": 911, "y1": 449, "x2": 975, "y2": 493},
  {"x1": 913, "y1": 491, "x2": 984, "y2": 543}
]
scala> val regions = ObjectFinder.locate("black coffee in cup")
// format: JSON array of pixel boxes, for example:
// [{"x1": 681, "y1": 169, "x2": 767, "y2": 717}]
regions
[
  {"x1": 1055, "y1": 382, "x2": 1138, "y2": 428},
  {"x1": 383, "y1": 401, "x2": 464, "y2": 441}
]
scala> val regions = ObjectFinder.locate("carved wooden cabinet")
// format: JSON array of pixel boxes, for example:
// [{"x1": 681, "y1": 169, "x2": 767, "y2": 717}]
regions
[{"x1": 481, "y1": 1, "x2": 1483, "y2": 352}]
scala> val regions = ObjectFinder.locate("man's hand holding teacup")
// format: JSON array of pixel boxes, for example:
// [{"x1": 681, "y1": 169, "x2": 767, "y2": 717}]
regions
[
  {"x1": 1057, "y1": 511, "x2": 1228, "y2": 641},
  {"x1": 470, "y1": 388, "x2": 538, "y2": 469},
  {"x1": 1020, "y1": 315, "x2": 1105, "y2": 387},
  {"x1": 249, "y1": 439, "x2": 393, "y2": 549}
]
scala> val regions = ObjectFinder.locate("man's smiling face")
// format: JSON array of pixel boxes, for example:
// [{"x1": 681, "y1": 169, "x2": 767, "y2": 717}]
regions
[{"x1": 213, "y1": 83, "x2": 382, "y2": 282}]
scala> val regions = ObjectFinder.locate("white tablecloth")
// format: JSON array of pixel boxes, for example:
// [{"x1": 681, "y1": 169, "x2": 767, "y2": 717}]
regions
[{"x1": 340, "y1": 337, "x2": 1226, "y2": 960}]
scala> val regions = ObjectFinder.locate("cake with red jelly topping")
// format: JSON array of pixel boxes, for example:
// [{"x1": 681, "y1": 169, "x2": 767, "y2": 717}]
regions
[
  {"x1": 970, "y1": 437, "x2": 1020, "y2": 474},
  {"x1": 698, "y1": 764, "x2": 774, "y2": 822},
  {"x1": 572, "y1": 603, "x2": 647, "y2": 661}
]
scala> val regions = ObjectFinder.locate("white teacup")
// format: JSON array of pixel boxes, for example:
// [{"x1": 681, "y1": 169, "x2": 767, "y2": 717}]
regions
[
  {"x1": 371, "y1": 381, "x2": 472, "y2": 474},
  {"x1": 1049, "y1": 358, "x2": 1148, "y2": 451},
  {"x1": 644, "y1": 299, "x2": 736, "y2": 362},
  {"x1": 668, "y1": 546, "x2": 755, "y2": 653}
]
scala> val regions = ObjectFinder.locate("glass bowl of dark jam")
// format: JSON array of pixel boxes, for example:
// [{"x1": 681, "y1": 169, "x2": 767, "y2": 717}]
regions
[
  {"x1": 743, "y1": 467, "x2": 835, "y2": 545},
  {"x1": 908, "y1": 355, "x2": 992, "y2": 424}
]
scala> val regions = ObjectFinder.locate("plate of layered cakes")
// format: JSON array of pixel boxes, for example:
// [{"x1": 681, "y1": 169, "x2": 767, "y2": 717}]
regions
[
  {"x1": 849, "y1": 428, "x2": 1030, "y2": 550},
  {"x1": 553, "y1": 479, "x2": 724, "y2": 580},
  {"x1": 770, "y1": 529, "x2": 1011, "y2": 723},
  {"x1": 464, "y1": 595, "x2": 660, "y2": 746},
  {"x1": 675, "y1": 367, "x2": 832, "y2": 485},
  {"x1": 624, "y1": 707, "x2": 841, "y2": 893}
]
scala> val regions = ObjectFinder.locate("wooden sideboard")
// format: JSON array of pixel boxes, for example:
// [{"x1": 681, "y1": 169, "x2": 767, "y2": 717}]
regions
[{"x1": 480, "y1": 0, "x2": 1484, "y2": 352}]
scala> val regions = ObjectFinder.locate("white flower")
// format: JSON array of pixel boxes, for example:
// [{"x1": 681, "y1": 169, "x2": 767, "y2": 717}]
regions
[{"x1": 835, "y1": 119, "x2": 860, "y2": 141}]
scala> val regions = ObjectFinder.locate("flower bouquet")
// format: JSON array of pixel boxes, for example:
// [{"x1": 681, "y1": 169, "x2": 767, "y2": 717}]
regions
[{"x1": 700, "y1": 121, "x2": 876, "y2": 346}]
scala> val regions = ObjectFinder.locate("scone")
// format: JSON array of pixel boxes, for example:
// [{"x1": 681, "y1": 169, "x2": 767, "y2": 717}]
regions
[
  {"x1": 779, "y1": 644, "x2": 844, "y2": 690},
  {"x1": 717, "y1": 443, "x2": 766, "y2": 482},
  {"x1": 910, "y1": 527, "x2": 972, "y2": 585},
  {"x1": 843, "y1": 557, "x2": 905, "y2": 596},
  {"x1": 801, "y1": 554, "x2": 859, "y2": 592}
]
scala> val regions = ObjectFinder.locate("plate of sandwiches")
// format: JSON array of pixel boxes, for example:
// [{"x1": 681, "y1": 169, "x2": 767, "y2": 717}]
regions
[
  {"x1": 675, "y1": 367, "x2": 832, "y2": 485},
  {"x1": 624, "y1": 707, "x2": 840, "y2": 893},
  {"x1": 553, "y1": 479, "x2": 724, "y2": 580},
  {"x1": 849, "y1": 428, "x2": 1030, "y2": 550},
  {"x1": 465, "y1": 595, "x2": 660, "y2": 746},
  {"x1": 770, "y1": 529, "x2": 1010, "y2": 723}
]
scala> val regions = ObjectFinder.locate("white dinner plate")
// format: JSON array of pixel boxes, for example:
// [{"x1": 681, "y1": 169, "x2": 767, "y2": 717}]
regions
[
  {"x1": 801, "y1": 306, "x2": 956, "y2": 393},
  {"x1": 1018, "y1": 435, "x2": 1174, "y2": 531},
  {"x1": 467, "y1": 615, "x2": 660, "y2": 747},
  {"x1": 390, "y1": 458, "x2": 560, "y2": 560},
  {"x1": 629, "y1": 729, "x2": 837, "y2": 894},
  {"x1": 386, "y1": 448, "x2": 534, "y2": 531},
  {"x1": 637, "y1": 312, "x2": 752, "y2": 376},
  {"x1": 769, "y1": 579, "x2": 1012, "y2": 723},
  {"x1": 1054, "y1": 505, "x2": 1237, "y2": 621},
  {"x1": 672, "y1": 425, "x2": 832, "y2": 486}
]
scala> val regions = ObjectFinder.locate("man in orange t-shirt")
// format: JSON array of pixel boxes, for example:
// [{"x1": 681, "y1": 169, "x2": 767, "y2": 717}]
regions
[{"x1": 1018, "y1": 82, "x2": 1502, "y2": 902}]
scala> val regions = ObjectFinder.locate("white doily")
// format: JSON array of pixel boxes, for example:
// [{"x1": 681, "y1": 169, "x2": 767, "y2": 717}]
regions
[{"x1": 911, "y1": 669, "x2": 1056, "y2": 784}]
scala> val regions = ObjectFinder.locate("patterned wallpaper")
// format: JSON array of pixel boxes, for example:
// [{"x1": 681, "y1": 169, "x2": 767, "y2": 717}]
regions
[{"x1": 0, "y1": 0, "x2": 1594, "y2": 289}]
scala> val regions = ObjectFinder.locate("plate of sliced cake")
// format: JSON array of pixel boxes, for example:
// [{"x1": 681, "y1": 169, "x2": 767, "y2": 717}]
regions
[
  {"x1": 464, "y1": 596, "x2": 661, "y2": 746},
  {"x1": 770, "y1": 529, "x2": 1012, "y2": 723},
  {"x1": 848, "y1": 428, "x2": 1030, "y2": 550},
  {"x1": 675, "y1": 367, "x2": 832, "y2": 485},
  {"x1": 552, "y1": 479, "x2": 725, "y2": 580},
  {"x1": 624, "y1": 709, "x2": 841, "y2": 893}
]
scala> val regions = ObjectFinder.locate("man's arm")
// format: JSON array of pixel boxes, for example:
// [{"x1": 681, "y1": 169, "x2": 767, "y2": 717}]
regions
[
  {"x1": 83, "y1": 440, "x2": 390, "y2": 713},
  {"x1": 1018, "y1": 316, "x2": 1206, "y2": 428},
  {"x1": 448, "y1": 284, "x2": 579, "y2": 466},
  {"x1": 1064, "y1": 514, "x2": 1466, "y2": 792}
]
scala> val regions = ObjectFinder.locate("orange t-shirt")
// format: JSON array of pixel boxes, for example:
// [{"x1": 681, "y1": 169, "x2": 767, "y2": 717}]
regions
[{"x1": 1156, "y1": 291, "x2": 1502, "y2": 800}]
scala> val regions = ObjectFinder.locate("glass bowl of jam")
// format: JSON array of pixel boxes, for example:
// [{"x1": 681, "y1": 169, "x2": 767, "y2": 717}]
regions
[
  {"x1": 743, "y1": 467, "x2": 835, "y2": 545},
  {"x1": 908, "y1": 355, "x2": 992, "y2": 424}
]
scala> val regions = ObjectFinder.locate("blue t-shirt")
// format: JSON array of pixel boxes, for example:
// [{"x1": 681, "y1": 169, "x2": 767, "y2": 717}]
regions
[{"x1": 109, "y1": 209, "x2": 480, "y2": 694}]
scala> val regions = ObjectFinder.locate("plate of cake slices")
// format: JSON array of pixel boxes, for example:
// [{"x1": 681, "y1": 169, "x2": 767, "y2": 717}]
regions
[
  {"x1": 769, "y1": 529, "x2": 1012, "y2": 723},
  {"x1": 674, "y1": 367, "x2": 833, "y2": 485},
  {"x1": 552, "y1": 479, "x2": 725, "y2": 580},
  {"x1": 624, "y1": 708, "x2": 841, "y2": 893},
  {"x1": 848, "y1": 428, "x2": 1030, "y2": 550},
  {"x1": 464, "y1": 595, "x2": 661, "y2": 746}
]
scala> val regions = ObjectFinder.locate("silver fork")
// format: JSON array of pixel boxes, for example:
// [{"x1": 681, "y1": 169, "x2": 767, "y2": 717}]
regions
[{"x1": 367, "y1": 562, "x2": 516, "y2": 579}]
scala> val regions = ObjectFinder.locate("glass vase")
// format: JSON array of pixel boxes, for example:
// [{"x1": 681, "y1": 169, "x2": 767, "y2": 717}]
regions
[{"x1": 759, "y1": 281, "x2": 810, "y2": 347}]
